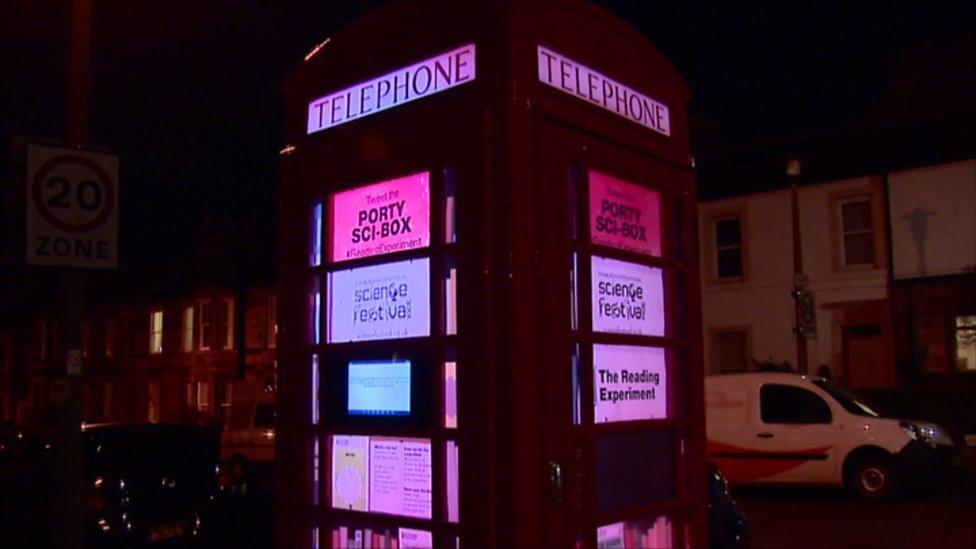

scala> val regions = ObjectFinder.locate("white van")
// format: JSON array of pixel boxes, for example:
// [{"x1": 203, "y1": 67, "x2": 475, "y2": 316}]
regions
[
  {"x1": 705, "y1": 372, "x2": 955, "y2": 500},
  {"x1": 221, "y1": 379, "x2": 276, "y2": 463}
]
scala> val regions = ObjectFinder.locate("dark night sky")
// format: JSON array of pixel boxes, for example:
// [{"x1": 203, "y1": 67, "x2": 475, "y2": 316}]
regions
[{"x1": 3, "y1": 0, "x2": 975, "y2": 292}]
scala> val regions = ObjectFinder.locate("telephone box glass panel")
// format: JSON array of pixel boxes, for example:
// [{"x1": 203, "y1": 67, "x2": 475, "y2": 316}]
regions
[
  {"x1": 329, "y1": 172, "x2": 431, "y2": 263},
  {"x1": 347, "y1": 359, "x2": 412, "y2": 417},
  {"x1": 591, "y1": 256, "x2": 664, "y2": 336},
  {"x1": 327, "y1": 258, "x2": 431, "y2": 343},
  {"x1": 589, "y1": 170, "x2": 661, "y2": 256},
  {"x1": 596, "y1": 431, "x2": 675, "y2": 513},
  {"x1": 330, "y1": 435, "x2": 433, "y2": 520},
  {"x1": 593, "y1": 344, "x2": 667, "y2": 423}
]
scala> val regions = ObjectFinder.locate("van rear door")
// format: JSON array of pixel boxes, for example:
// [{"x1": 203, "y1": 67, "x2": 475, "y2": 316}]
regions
[{"x1": 705, "y1": 380, "x2": 755, "y2": 483}]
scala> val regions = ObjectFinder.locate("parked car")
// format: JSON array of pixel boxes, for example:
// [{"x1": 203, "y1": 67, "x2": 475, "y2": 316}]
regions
[
  {"x1": 708, "y1": 463, "x2": 750, "y2": 548},
  {"x1": 83, "y1": 423, "x2": 220, "y2": 546},
  {"x1": 0, "y1": 427, "x2": 55, "y2": 547},
  {"x1": 705, "y1": 372, "x2": 957, "y2": 501}
]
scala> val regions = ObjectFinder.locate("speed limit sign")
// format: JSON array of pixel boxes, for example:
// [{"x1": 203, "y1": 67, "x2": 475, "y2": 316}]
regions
[{"x1": 26, "y1": 144, "x2": 118, "y2": 269}]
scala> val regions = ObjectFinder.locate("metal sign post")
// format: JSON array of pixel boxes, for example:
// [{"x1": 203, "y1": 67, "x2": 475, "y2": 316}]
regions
[{"x1": 48, "y1": 1, "x2": 97, "y2": 547}]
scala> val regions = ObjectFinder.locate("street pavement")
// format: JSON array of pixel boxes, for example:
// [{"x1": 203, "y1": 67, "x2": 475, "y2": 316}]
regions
[{"x1": 734, "y1": 484, "x2": 976, "y2": 549}]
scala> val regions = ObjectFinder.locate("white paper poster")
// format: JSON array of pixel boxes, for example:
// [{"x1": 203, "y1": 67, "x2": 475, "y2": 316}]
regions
[
  {"x1": 591, "y1": 256, "x2": 664, "y2": 336},
  {"x1": 593, "y1": 344, "x2": 667, "y2": 423},
  {"x1": 398, "y1": 528, "x2": 434, "y2": 549},
  {"x1": 331, "y1": 435, "x2": 369, "y2": 511},
  {"x1": 368, "y1": 437, "x2": 433, "y2": 519},
  {"x1": 328, "y1": 258, "x2": 430, "y2": 343}
]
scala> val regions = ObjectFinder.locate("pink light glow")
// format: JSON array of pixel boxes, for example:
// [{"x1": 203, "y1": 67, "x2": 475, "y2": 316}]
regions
[
  {"x1": 589, "y1": 170, "x2": 662, "y2": 257},
  {"x1": 329, "y1": 172, "x2": 430, "y2": 263}
]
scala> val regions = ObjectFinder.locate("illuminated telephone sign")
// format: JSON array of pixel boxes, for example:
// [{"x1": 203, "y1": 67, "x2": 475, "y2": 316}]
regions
[
  {"x1": 329, "y1": 172, "x2": 431, "y2": 263},
  {"x1": 593, "y1": 344, "x2": 667, "y2": 423},
  {"x1": 591, "y1": 256, "x2": 664, "y2": 336},
  {"x1": 327, "y1": 257, "x2": 431, "y2": 343},
  {"x1": 589, "y1": 170, "x2": 661, "y2": 257},
  {"x1": 537, "y1": 46, "x2": 670, "y2": 136},
  {"x1": 308, "y1": 43, "x2": 476, "y2": 134}
]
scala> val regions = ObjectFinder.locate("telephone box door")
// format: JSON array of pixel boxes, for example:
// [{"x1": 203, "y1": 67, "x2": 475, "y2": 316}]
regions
[{"x1": 538, "y1": 120, "x2": 701, "y2": 548}]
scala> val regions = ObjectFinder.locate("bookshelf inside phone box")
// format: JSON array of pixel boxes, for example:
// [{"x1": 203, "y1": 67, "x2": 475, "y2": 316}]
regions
[{"x1": 277, "y1": 1, "x2": 706, "y2": 547}]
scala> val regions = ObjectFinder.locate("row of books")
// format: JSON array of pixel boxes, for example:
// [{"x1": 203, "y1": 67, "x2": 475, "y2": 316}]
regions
[
  {"x1": 597, "y1": 516, "x2": 672, "y2": 549},
  {"x1": 331, "y1": 526, "x2": 433, "y2": 549}
]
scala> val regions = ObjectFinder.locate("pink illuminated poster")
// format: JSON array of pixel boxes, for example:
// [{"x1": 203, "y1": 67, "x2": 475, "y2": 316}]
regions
[
  {"x1": 589, "y1": 170, "x2": 661, "y2": 256},
  {"x1": 593, "y1": 344, "x2": 667, "y2": 423},
  {"x1": 329, "y1": 172, "x2": 430, "y2": 263},
  {"x1": 591, "y1": 256, "x2": 664, "y2": 336}
]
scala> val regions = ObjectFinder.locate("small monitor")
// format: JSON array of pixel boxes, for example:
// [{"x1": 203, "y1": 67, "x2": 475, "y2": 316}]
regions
[
  {"x1": 347, "y1": 360, "x2": 411, "y2": 417},
  {"x1": 324, "y1": 345, "x2": 430, "y2": 427}
]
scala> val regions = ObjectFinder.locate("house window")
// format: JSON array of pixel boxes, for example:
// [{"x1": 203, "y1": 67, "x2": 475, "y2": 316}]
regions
[
  {"x1": 39, "y1": 320, "x2": 47, "y2": 360},
  {"x1": 714, "y1": 218, "x2": 743, "y2": 279},
  {"x1": 103, "y1": 382, "x2": 113, "y2": 421},
  {"x1": 51, "y1": 322, "x2": 60, "y2": 360},
  {"x1": 196, "y1": 381, "x2": 212, "y2": 410},
  {"x1": 199, "y1": 302, "x2": 213, "y2": 350},
  {"x1": 183, "y1": 306, "x2": 195, "y2": 352},
  {"x1": 105, "y1": 318, "x2": 116, "y2": 358},
  {"x1": 712, "y1": 330, "x2": 748, "y2": 373},
  {"x1": 149, "y1": 311, "x2": 164, "y2": 354},
  {"x1": 82, "y1": 320, "x2": 90, "y2": 358},
  {"x1": 148, "y1": 380, "x2": 160, "y2": 423},
  {"x1": 840, "y1": 198, "x2": 874, "y2": 266},
  {"x1": 219, "y1": 299, "x2": 234, "y2": 350},
  {"x1": 954, "y1": 316, "x2": 976, "y2": 372},
  {"x1": 267, "y1": 297, "x2": 277, "y2": 349}
]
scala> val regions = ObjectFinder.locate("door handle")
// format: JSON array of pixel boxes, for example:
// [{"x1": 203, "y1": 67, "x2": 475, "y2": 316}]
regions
[
  {"x1": 548, "y1": 460, "x2": 564, "y2": 504},
  {"x1": 757, "y1": 432, "x2": 775, "y2": 439}
]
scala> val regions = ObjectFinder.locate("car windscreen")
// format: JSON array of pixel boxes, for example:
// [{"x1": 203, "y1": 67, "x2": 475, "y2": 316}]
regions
[{"x1": 812, "y1": 379, "x2": 879, "y2": 418}]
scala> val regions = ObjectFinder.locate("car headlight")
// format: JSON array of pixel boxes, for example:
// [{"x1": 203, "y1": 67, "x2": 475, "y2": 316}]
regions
[
  {"x1": 900, "y1": 421, "x2": 954, "y2": 447},
  {"x1": 915, "y1": 422, "x2": 954, "y2": 447}
]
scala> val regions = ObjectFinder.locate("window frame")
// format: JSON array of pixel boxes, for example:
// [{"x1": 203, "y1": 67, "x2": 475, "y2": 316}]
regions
[
  {"x1": 836, "y1": 195, "x2": 876, "y2": 269},
  {"x1": 953, "y1": 315, "x2": 976, "y2": 373},
  {"x1": 310, "y1": 167, "x2": 461, "y2": 532},
  {"x1": 149, "y1": 310, "x2": 164, "y2": 355},
  {"x1": 199, "y1": 301, "x2": 213, "y2": 351},
  {"x1": 714, "y1": 217, "x2": 744, "y2": 280},
  {"x1": 708, "y1": 326, "x2": 751, "y2": 374},
  {"x1": 182, "y1": 305, "x2": 195, "y2": 353},
  {"x1": 705, "y1": 207, "x2": 748, "y2": 284},
  {"x1": 219, "y1": 298, "x2": 234, "y2": 350}
]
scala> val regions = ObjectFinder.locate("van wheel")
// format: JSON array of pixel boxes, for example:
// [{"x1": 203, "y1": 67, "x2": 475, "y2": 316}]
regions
[{"x1": 847, "y1": 455, "x2": 896, "y2": 502}]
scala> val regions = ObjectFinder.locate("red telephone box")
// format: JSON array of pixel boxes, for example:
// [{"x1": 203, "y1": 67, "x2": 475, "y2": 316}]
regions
[{"x1": 277, "y1": 1, "x2": 706, "y2": 547}]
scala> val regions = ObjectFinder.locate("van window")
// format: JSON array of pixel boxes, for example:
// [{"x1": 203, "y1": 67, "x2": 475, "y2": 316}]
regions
[
  {"x1": 254, "y1": 403, "x2": 276, "y2": 428},
  {"x1": 227, "y1": 404, "x2": 252, "y2": 431},
  {"x1": 760, "y1": 384, "x2": 831, "y2": 424}
]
